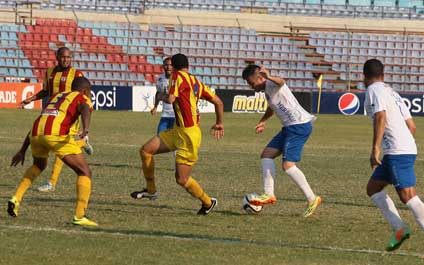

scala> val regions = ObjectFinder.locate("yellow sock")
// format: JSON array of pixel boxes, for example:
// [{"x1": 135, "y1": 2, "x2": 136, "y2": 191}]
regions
[
  {"x1": 140, "y1": 149, "x2": 156, "y2": 193},
  {"x1": 75, "y1": 139, "x2": 85, "y2": 148},
  {"x1": 75, "y1": 175, "x2": 91, "y2": 218},
  {"x1": 49, "y1": 156, "x2": 64, "y2": 186},
  {"x1": 184, "y1": 177, "x2": 212, "y2": 207},
  {"x1": 14, "y1": 165, "x2": 41, "y2": 202}
]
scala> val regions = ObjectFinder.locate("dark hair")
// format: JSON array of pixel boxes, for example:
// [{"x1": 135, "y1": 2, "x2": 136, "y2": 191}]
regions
[
  {"x1": 163, "y1": 57, "x2": 171, "y2": 64},
  {"x1": 72, "y1": 76, "x2": 91, "y2": 91},
  {"x1": 56, "y1": 47, "x2": 70, "y2": 56},
  {"x1": 171, "y1": 53, "x2": 189, "y2": 70},
  {"x1": 242, "y1": 64, "x2": 260, "y2": 80},
  {"x1": 363, "y1": 59, "x2": 384, "y2": 79}
]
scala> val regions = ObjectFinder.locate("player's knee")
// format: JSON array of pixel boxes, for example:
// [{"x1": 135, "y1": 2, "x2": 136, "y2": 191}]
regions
[
  {"x1": 398, "y1": 189, "x2": 415, "y2": 204},
  {"x1": 175, "y1": 175, "x2": 189, "y2": 186},
  {"x1": 34, "y1": 158, "x2": 47, "y2": 171},
  {"x1": 140, "y1": 147, "x2": 152, "y2": 160}
]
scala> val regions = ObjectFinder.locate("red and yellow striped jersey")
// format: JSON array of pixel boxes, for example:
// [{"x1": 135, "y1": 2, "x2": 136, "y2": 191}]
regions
[
  {"x1": 43, "y1": 66, "x2": 84, "y2": 97},
  {"x1": 169, "y1": 70, "x2": 215, "y2": 128},
  {"x1": 31, "y1": 91, "x2": 92, "y2": 137}
]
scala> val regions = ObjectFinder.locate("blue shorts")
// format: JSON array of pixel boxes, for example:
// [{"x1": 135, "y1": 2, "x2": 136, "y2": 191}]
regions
[
  {"x1": 371, "y1": 154, "x2": 416, "y2": 189},
  {"x1": 267, "y1": 122, "x2": 312, "y2": 162},
  {"x1": 157, "y1": 117, "x2": 175, "y2": 134}
]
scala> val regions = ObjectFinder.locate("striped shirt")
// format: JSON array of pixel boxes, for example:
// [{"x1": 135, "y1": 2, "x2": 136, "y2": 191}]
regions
[
  {"x1": 43, "y1": 66, "x2": 84, "y2": 97},
  {"x1": 169, "y1": 70, "x2": 214, "y2": 128},
  {"x1": 31, "y1": 91, "x2": 92, "y2": 137}
]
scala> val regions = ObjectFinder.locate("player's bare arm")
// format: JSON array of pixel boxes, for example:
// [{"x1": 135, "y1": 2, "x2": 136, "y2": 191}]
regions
[
  {"x1": 371, "y1": 111, "x2": 386, "y2": 169},
  {"x1": 79, "y1": 103, "x2": 91, "y2": 139},
  {"x1": 208, "y1": 95, "x2": 224, "y2": 139},
  {"x1": 405, "y1": 118, "x2": 416, "y2": 136},
  {"x1": 11, "y1": 133, "x2": 30, "y2": 167},
  {"x1": 255, "y1": 106, "x2": 274, "y2": 134},
  {"x1": 259, "y1": 66, "x2": 286, "y2": 87},
  {"x1": 151, "y1": 91, "x2": 166, "y2": 115},
  {"x1": 20, "y1": 89, "x2": 49, "y2": 107}
]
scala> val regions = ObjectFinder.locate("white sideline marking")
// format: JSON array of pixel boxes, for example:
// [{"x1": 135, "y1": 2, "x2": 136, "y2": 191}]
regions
[{"x1": 0, "y1": 224, "x2": 423, "y2": 259}]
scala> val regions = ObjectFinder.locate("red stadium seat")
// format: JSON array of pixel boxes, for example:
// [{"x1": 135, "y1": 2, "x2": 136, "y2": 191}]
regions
[
  {"x1": 137, "y1": 65, "x2": 145, "y2": 72},
  {"x1": 145, "y1": 65, "x2": 153, "y2": 73}
]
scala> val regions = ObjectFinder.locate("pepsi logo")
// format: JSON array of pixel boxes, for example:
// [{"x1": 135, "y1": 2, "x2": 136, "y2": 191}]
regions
[{"x1": 338, "y1": 93, "x2": 360, "y2": 115}]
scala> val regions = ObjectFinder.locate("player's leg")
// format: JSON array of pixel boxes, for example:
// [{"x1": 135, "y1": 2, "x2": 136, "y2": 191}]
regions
[
  {"x1": 175, "y1": 127, "x2": 216, "y2": 215},
  {"x1": 281, "y1": 122, "x2": 321, "y2": 217},
  {"x1": 38, "y1": 155, "x2": 63, "y2": 192},
  {"x1": 61, "y1": 153, "x2": 97, "y2": 226},
  {"x1": 175, "y1": 163, "x2": 216, "y2": 215},
  {"x1": 131, "y1": 133, "x2": 172, "y2": 199},
  {"x1": 249, "y1": 146, "x2": 280, "y2": 206},
  {"x1": 8, "y1": 156, "x2": 47, "y2": 217},
  {"x1": 8, "y1": 136, "x2": 49, "y2": 217},
  {"x1": 391, "y1": 155, "x2": 424, "y2": 230},
  {"x1": 367, "y1": 155, "x2": 409, "y2": 251}
]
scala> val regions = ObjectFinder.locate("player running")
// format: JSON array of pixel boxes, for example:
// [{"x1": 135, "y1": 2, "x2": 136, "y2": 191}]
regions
[
  {"x1": 150, "y1": 57, "x2": 175, "y2": 134},
  {"x1": 8, "y1": 77, "x2": 97, "y2": 226},
  {"x1": 363, "y1": 59, "x2": 424, "y2": 251},
  {"x1": 130, "y1": 53, "x2": 224, "y2": 215},
  {"x1": 242, "y1": 64, "x2": 321, "y2": 217},
  {"x1": 21, "y1": 47, "x2": 93, "y2": 193}
]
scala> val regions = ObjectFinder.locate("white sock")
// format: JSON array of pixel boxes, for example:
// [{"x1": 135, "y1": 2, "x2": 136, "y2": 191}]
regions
[
  {"x1": 371, "y1": 191, "x2": 405, "y2": 231},
  {"x1": 285, "y1": 166, "x2": 315, "y2": 202},
  {"x1": 262, "y1": 158, "x2": 275, "y2": 196},
  {"x1": 406, "y1": 196, "x2": 424, "y2": 230}
]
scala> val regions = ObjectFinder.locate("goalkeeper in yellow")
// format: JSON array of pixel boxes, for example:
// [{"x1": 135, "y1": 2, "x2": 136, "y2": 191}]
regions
[{"x1": 131, "y1": 53, "x2": 224, "y2": 214}]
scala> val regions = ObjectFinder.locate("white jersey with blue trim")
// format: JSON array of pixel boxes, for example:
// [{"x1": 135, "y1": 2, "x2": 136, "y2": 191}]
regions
[
  {"x1": 156, "y1": 73, "x2": 175, "y2": 118},
  {"x1": 364, "y1": 81, "x2": 416, "y2": 155},
  {"x1": 265, "y1": 80, "x2": 315, "y2": 127}
]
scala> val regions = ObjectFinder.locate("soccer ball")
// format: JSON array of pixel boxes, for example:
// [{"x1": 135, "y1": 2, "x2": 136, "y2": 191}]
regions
[{"x1": 242, "y1": 193, "x2": 263, "y2": 214}]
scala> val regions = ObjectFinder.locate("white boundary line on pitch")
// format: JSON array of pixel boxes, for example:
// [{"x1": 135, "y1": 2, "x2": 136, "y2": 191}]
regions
[{"x1": 0, "y1": 224, "x2": 423, "y2": 259}]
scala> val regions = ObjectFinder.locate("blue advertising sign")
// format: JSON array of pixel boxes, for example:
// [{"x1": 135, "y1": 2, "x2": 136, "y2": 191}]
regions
[
  {"x1": 91, "y1": 86, "x2": 133, "y2": 110},
  {"x1": 312, "y1": 91, "x2": 424, "y2": 116}
]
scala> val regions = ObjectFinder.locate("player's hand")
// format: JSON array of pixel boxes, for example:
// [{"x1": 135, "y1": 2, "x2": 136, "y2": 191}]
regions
[
  {"x1": 11, "y1": 151, "x2": 25, "y2": 167},
  {"x1": 20, "y1": 98, "x2": 31, "y2": 108},
  {"x1": 258, "y1": 66, "x2": 270, "y2": 80},
  {"x1": 79, "y1": 130, "x2": 89, "y2": 139},
  {"x1": 370, "y1": 148, "x2": 382, "y2": 170},
  {"x1": 211, "y1": 124, "x2": 224, "y2": 139},
  {"x1": 150, "y1": 107, "x2": 157, "y2": 115},
  {"x1": 255, "y1": 122, "x2": 265, "y2": 134}
]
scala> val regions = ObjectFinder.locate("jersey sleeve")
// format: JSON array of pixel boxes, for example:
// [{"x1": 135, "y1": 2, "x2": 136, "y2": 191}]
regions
[
  {"x1": 199, "y1": 81, "x2": 215, "y2": 101},
  {"x1": 168, "y1": 72, "x2": 181, "y2": 97},
  {"x1": 77, "y1": 94, "x2": 94, "y2": 113},
  {"x1": 366, "y1": 88, "x2": 387, "y2": 116}
]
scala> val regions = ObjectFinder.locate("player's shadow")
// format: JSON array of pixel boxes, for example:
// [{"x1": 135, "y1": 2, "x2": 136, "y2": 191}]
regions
[
  {"x1": 89, "y1": 162, "x2": 137, "y2": 169},
  {"x1": 81, "y1": 227, "x2": 242, "y2": 244}
]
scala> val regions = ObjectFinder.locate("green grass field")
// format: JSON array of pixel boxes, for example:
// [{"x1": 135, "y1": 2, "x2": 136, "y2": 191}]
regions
[{"x1": 1, "y1": 109, "x2": 424, "y2": 265}]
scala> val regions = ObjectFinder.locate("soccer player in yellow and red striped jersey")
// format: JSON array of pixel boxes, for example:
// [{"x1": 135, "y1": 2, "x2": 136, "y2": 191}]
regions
[
  {"x1": 131, "y1": 53, "x2": 224, "y2": 215},
  {"x1": 21, "y1": 47, "x2": 91, "y2": 193},
  {"x1": 9, "y1": 77, "x2": 97, "y2": 226}
]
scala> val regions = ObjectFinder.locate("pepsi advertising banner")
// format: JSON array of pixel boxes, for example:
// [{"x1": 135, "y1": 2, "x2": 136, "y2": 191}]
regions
[
  {"x1": 91, "y1": 86, "x2": 133, "y2": 110},
  {"x1": 312, "y1": 91, "x2": 424, "y2": 116}
]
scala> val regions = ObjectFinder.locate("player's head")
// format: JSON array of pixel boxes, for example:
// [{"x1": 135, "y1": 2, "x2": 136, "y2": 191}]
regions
[
  {"x1": 163, "y1": 57, "x2": 173, "y2": 77},
  {"x1": 171, "y1": 53, "x2": 189, "y2": 71},
  {"x1": 242, "y1": 64, "x2": 266, "y2": 91},
  {"x1": 72, "y1": 76, "x2": 91, "y2": 97},
  {"x1": 363, "y1": 59, "x2": 384, "y2": 87},
  {"x1": 56, "y1": 47, "x2": 72, "y2": 69}
]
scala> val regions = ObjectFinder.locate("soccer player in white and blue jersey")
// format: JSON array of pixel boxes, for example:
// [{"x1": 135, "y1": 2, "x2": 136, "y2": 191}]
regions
[
  {"x1": 242, "y1": 65, "x2": 321, "y2": 217},
  {"x1": 364, "y1": 59, "x2": 424, "y2": 251},
  {"x1": 150, "y1": 57, "x2": 175, "y2": 134}
]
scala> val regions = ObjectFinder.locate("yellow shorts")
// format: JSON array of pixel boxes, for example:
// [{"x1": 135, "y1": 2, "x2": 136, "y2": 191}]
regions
[
  {"x1": 159, "y1": 126, "x2": 201, "y2": 166},
  {"x1": 31, "y1": 135, "x2": 82, "y2": 159},
  {"x1": 69, "y1": 119, "x2": 80, "y2": 136}
]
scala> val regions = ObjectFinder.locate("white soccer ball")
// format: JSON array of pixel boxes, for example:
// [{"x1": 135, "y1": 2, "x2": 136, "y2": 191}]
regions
[{"x1": 242, "y1": 193, "x2": 263, "y2": 214}]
